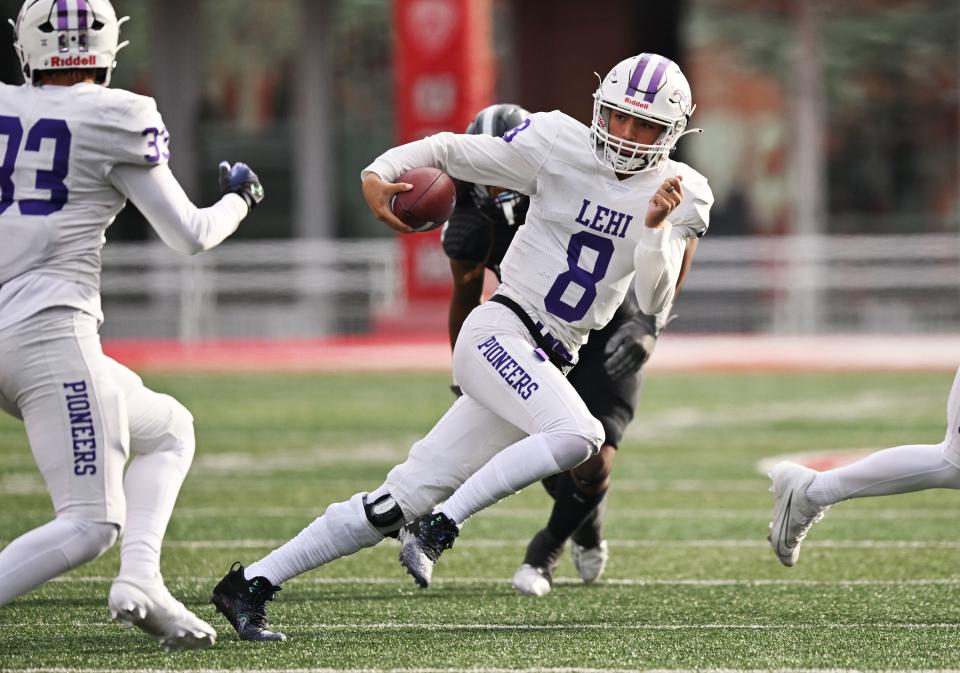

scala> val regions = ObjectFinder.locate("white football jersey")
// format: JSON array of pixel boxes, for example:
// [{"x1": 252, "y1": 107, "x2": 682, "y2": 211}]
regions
[
  {"x1": 0, "y1": 82, "x2": 170, "y2": 328},
  {"x1": 364, "y1": 110, "x2": 713, "y2": 351}
]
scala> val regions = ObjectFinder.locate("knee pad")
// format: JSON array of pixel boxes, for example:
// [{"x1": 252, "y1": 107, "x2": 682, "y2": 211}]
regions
[
  {"x1": 577, "y1": 418, "x2": 605, "y2": 457},
  {"x1": 135, "y1": 394, "x2": 196, "y2": 465},
  {"x1": 544, "y1": 412, "x2": 605, "y2": 453},
  {"x1": 362, "y1": 485, "x2": 406, "y2": 535},
  {"x1": 548, "y1": 432, "x2": 598, "y2": 473},
  {"x1": 164, "y1": 395, "x2": 196, "y2": 460},
  {"x1": 62, "y1": 520, "x2": 119, "y2": 566}
]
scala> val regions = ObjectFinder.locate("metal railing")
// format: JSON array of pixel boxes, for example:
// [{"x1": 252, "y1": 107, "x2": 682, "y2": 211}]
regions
[
  {"x1": 98, "y1": 234, "x2": 960, "y2": 340},
  {"x1": 100, "y1": 238, "x2": 402, "y2": 340},
  {"x1": 675, "y1": 234, "x2": 960, "y2": 333}
]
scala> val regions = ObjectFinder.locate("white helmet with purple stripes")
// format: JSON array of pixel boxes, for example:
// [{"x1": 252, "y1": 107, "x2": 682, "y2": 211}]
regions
[
  {"x1": 590, "y1": 53, "x2": 701, "y2": 174},
  {"x1": 10, "y1": 0, "x2": 129, "y2": 86}
]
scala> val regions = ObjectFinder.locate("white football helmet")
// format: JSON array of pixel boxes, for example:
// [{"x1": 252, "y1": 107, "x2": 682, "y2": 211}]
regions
[
  {"x1": 590, "y1": 53, "x2": 701, "y2": 174},
  {"x1": 9, "y1": 0, "x2": 129, "y2": 86}
]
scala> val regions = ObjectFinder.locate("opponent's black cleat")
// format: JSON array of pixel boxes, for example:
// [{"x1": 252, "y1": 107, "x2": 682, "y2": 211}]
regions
[
  {"x1": 398, "y1": 512, "x2": 460, "y2": 588},
  {"x1": 210, "y1": 562, "x2": 286, "y2": 641}
]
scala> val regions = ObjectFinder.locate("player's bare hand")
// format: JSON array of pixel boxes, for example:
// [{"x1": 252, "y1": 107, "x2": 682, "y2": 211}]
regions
[
  {"x1": 362, "y1": 172, "x2": 414, "y2": 233},
  {"x1": 645, "y1": 175, "x2": 683, "y2": 229}
]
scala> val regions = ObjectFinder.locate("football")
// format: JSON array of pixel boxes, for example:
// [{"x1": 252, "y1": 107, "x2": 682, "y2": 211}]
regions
[{"x1": 390, "y1": 167, "x2": 457, "y2": 232}]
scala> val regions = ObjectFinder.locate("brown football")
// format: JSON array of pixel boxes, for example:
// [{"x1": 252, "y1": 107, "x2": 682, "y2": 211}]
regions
[{"x1": 390, "y1": 167, "x2": 457, "y2": 232}]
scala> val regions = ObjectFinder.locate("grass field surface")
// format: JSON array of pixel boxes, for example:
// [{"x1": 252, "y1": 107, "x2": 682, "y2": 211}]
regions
[{"x1": 1, "y1": 370, "x2": 958, "y2": 671}]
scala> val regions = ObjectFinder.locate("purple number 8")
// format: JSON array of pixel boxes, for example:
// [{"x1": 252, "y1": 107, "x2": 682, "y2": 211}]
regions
[{"x1": 502, "y1": 118, "x2": 531, "y2": 144}]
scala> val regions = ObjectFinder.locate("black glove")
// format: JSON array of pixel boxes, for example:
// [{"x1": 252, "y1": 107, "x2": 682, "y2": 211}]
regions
[
  {"x1": 219, "y1": 161, "x2": 264, "y2": 209},
  {"x1": 603, "y1": 319, "x2": 657, "y2": 379}
]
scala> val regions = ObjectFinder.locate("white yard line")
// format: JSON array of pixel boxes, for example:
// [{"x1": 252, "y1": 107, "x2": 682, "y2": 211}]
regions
[
  {"x1": 6, "y1": 506, "x2": 956, "y2": 521},
  {"x1": 0, "y1": 476, "x2": 768, "y2": 497},
  {"x1": 623, "y1": 390, "x2": 941, "y2": 442},
  {"x1": 170, "y1": 623, "x2": 960, "y2": 630},
  {"x1": 4, "y1": 623, "x2": 960, "y2": 632},
  {"x1": 5, "y1": 537, "x2": 957, "y2": 551},
  {"x1": 0, "y1": 387, "x2": 916, "y2": 470},
  {"x1": 153, "y1": 538, "x2": 960, "y2": 550},
  {"x1": 46, "y1": 576, "x2": 960, "y2": 587},
  {"x1": 13, "y1": 669, "x2": 960, "y2": 673},
  {"x1": 160, "y1": 507, "x2": 960, "y2": 521}
]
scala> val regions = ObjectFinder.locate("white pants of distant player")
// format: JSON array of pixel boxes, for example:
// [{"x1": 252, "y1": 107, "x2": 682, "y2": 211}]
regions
[
  {"x1": 801, "y1": 366, "x2": 960, "y2": 508},
  {"x1": 0, "y1": 307, "x2": 215, "y2": 648}
]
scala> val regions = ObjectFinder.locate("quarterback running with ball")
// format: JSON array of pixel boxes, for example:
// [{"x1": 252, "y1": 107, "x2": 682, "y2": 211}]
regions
[
  {"x1": 402, "y1": 102, "x2": 679, "y2": 596},
  {"x1": 0, "y1": 0, "x2": 264, "y2": 651},
  {"x1": 210, "y1": 53, "x2": 712, "y2": 641}
]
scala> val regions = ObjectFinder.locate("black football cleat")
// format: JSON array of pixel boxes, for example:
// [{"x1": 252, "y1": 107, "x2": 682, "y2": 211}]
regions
[
  {"x1": 398, "y1": 512, "x2": 460, "y2": 588},
  {"x1": 210, "y1": 562, "x2": 286, "y2": 641}
]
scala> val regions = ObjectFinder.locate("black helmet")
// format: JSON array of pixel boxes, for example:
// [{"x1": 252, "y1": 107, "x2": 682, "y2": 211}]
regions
[
  {"x1": 465, "y1": 104, "x2": 531, "y2": 225},
  {"x1": 466, "y1": 103, "x2": 530, "y2": 137}
]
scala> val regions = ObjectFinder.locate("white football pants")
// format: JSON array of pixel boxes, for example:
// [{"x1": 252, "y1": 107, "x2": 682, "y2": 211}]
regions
[
  {"x1": 942, "y1": 367, "x2": 960, "y2": 467},
  {"x1": 246, "y1": 300, "x2": 604, "y2": 585},
  {"x1": 384, "y1": 299, "x2": 604, "y2": 519},
  {"x1": 0, "y1": 307, "x2": 196, "y2": 602},
  {"x1": 806, "y1": 367, "x2": 960, "y2": 507}
]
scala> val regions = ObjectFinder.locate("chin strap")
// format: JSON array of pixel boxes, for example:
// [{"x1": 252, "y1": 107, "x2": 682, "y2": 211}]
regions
[
  {"x1": 666, "y1": 127, "x2": 704, "y2": 159},
  {"x1": 675, "y1": 127, "x2": 704, "y2": 141}
]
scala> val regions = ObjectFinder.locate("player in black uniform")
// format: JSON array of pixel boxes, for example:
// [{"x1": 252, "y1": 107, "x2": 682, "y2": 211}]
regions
[{"x1": 415, "y1": 104, "x2": 664, "y2": 596}]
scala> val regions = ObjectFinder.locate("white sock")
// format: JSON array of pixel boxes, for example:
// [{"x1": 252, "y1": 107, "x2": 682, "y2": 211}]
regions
[
  {"x1": 441, "y1": 432, "x2": 591, "y2": 525},
  {"x1": 0, "y1": 519, "x2": 117, "y2": 606},
  {"x1": 119, "y1": 449, "x2": 192, "y2": 580},
  {"x1": 806, "y1": 443, "x2": 960, "y2": 507},
  {"x1": 245, "y1": 493, "x2": 382, "y2": 585}
]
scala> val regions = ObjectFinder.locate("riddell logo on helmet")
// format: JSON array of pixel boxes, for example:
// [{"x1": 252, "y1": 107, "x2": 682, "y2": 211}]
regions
[
  {"x1": 49, "y1": 55, "x2": 97, "y2": 67},
  {"x1": 623, "y1": 97, "x2": 651, "y2": 110}
]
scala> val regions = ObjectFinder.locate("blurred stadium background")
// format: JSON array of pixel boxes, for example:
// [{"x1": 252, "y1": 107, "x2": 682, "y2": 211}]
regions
[
  {"x1": 1, "y1": 0, "x2": 957, "y2": 367},
  {"x1": 3, "y1": 2, "x2": 960, "y2": 670}
]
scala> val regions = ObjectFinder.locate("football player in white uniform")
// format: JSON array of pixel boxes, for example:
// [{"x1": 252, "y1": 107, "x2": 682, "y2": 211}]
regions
[
  {"x1": 768, "y1": 367, "x2": 960, "y2": 566},
  {"x1": 403, "y1": 102, "x2": 683, "y2": 596},
  {"x1": 0, "y1": 0, "x2": 264, "y2": 651},
  {"x1": 210, "y1": 53, "x2": 712, "y2": 642}
]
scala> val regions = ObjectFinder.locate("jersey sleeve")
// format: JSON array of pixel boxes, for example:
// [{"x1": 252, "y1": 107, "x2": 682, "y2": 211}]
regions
[
  {"x1": 102, "y1": 93, "x2": 171, "y2": 170},
  {"x1": 608, "y1": 283, "x2": 666, "y2": 336},
  {"x1": 632, "y1": 222, "x2": 689, "y2": 315},
  {"x1": 672, "y1": 167, "x2": 714, "y2": 239},
  {"x1": 108, "y1": 163, "x2": 247, "y2": 255},
  {"x1": 362, "y1": 111, "x2": 562, "y2": 197}
]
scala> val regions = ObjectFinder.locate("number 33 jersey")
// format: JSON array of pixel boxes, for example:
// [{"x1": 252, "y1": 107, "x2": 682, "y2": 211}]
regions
[
  {"x1": 364, "y1": 110, "x2": 714, "y2": 352},
  {"x1": 0, "y1": 82, "x2": 169, "y2": 328}
]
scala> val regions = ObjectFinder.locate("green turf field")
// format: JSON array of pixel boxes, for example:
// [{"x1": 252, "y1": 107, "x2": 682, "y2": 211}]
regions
[{"x1": 1, "y1": 370, "x2": 958, "y2": 671}]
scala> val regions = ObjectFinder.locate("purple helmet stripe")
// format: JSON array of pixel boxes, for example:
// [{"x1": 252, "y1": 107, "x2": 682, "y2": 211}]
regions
[
  {"x1": 626, "y1": 54, "x2": 652, "y2": 98},
  {"x1": 77, "y1": 0, "x2": 88, "y2": 30},
  {"x1": 57, "y1": 0, "x2": 70, "y2": 30},
  {"x1": 643, "y1": 57, "x2": 672, "y2": 103}
]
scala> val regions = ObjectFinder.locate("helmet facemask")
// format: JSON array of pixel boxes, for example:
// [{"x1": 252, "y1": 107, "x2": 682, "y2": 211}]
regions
[
  {"x1": 470, "y1": 184, "x2": 526, "y2": 226},
  {"x1": 589, "y1": 53, "x2": 702, "y2": 175}
]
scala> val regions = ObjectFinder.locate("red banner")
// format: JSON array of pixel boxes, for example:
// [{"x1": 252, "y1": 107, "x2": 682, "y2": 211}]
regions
[{"x1": 393, "y1": 0, "x2": 493, "y2": 304}]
